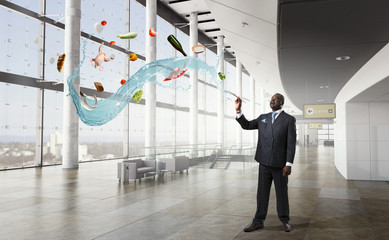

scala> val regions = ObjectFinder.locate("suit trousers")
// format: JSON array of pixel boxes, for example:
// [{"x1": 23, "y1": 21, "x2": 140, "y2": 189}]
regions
[{"x1": 253, "y1": 164, "x2": 290, "y2": 223}]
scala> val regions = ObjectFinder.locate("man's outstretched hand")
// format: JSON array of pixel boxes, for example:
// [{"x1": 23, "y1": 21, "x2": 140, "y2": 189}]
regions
[
  {"x1": 235, "y1": 97, "x2": 242, "y2": 112},
  {"x1": 283, "y1": 166, "x2": 291, "y2": 176}
]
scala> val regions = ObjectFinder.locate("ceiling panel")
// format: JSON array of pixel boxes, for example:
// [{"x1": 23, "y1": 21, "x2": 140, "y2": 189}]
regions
[
  {"x1": 203, "y1": 0, "x2": 289, "y2": 106},
  {"x1": 280, "y1": 0, "x2": 389, "y2": 48},
  {"x1": 164, "y1": 0, "x2": 209, "y2": 15},
  {"x1": 279, "y1": 0, "x2": 389, "y2": 111},
  {"x1": 210, "y1": 0, "x2": 277, "y2": 24},
  {"x1": 205, "y1": 0, "x2": 277, "y2": 49},
  {"x1": 197, "y1": 22, "x2": 219, "y2": 31},
  {"x1": 349, "y1": 76, "x2": 389, "y2": 103},
  {"x1": 280, "y1": 43, "x2": 386, "y2": 72}
]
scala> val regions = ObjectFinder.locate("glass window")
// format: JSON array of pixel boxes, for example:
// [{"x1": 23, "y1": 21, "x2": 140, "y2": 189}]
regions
[
  {"x1": 45, "y1": 24, "x2": 65, "y2": 83},
  {"x1": 198, "y1": 49, "x2": 206, "y2": 82},
  {"x1": 156, "y1": 16, "x2": 174, "y2": 60},
  {"x1": 205, "y1": 85, "x2": 217, "y2": 113},
  {"x1": 7, "y1": 0, "x2": 40, "y2": 13},
  {"x1": 156, "y1": 107, "x2": 174, "y2": 146},
  {"x1": 225, "y1": 118, "x2": 236, "y2": 146},
  {"x1": 224, "y1": 62, "x2": 235, "y2": 93},
  {"x1": 0, "y1": 7, "x2": 41, "y2": 78},
  {"x1": 176, "y1": 111, "x2": 189, "y2": 145},
  {"x1": 175, "y1": 75, "x2": 189, "y2": 107},
  {"x1": 46, "y1": 0, "x2": 65, "y2": 25},
  {"x1": 206, "y1": 115, "x2": 217, "y2": 144},
  {"x1": 156, "y1": 16, "x2": 175, "y2": 104},
  {"x1": 0, "y1": 83, "x2": 37, "y2": 169},
  {"x1": 205, "y1": 48, "x2": 217, "y2": 86},
  {"x1": 198, "y1": 114, "x2": 206, "y2": 144},
  {"x1": 224, "y1": 62, "x2": 235, "y2": 117},
  {"x1": 43, "y1": 89, "x2": 63, "y2": 165},
  {"x1": 79, "y1": 37, "x2": 128, "y2": 93},
  {"x1": 318, "y1": 129, "x2": 328, "y2": 135},
  {"x1": 198, "y1": 82, "x2": 206, "y2": 111},
  {"x1": 79, "y1": 108, "x2": 124, "y2": 161},
  {"x1": 176, "y1": 29, "x2": 189, "y2": 57},
  {"x1": 129, "y1": 102, "x2": 144, "y2": 155},
  {"x1": 81, "y1": 0, "x2": 128, "y2": 49},
  {"x1": 242, "y1": 73, "x2": 250, "y2": 100},
  {"x1": 130, "y1": 0, "x2": 145, "y2": 56}
]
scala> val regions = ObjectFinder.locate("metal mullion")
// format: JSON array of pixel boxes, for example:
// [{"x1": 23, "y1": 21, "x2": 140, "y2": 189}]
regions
[
  {"x1": 35, "y1": 0, "x2": 46, "y2": 166},
  {"x1": 0, "y1": 0, "x2": 146, "y2": 61}
]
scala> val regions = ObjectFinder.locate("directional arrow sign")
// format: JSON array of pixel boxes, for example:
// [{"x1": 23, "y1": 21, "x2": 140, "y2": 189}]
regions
[{"x1": 304, "y1": 104, "x2": 336, "y2": 119}]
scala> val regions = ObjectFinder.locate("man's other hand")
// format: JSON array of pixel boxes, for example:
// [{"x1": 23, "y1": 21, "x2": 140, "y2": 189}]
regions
[
  {"x1": 283, "y1": 166, "x2": 291, "y2": 176},
  {"x1": 235, "y1": 97, "x2": 242, "y2": 111}
]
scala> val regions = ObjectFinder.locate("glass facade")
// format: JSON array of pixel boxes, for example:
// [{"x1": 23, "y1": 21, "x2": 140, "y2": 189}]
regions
[
  {"x1": 0, "y1": 83, "x2": 37, "y2": 169},
  {"x1": 0, "y1": 0, "x2": 258, "y2": 169}
]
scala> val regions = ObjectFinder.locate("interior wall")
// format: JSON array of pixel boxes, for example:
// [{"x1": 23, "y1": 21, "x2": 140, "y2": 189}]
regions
[
  {"x1": 345, "y1": 102, "x2": 371, "y2": 179},
  {"x1": 306, "y1": 129, "x2": 318, "y2": 145},
  {"x1": 369, "y1": 101, "x2": 389, "y2": 180},
  {"x1": 335, "y1": 42, "x2": 389, "y2": 180},
  {"x1": 344, "y1": 101, "x2": 389, "y2": 180},
  {"x1": 334, "y1": 102, "x2": 348, "y2": 178}
]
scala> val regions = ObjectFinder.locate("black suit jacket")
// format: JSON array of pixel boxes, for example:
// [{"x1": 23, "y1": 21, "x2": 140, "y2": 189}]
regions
[{"x1": 237, "y1": 111, "x2": 296, "y2": 168}]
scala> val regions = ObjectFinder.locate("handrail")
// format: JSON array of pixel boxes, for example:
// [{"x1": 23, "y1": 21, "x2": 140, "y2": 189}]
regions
[
  {"x1": 227, "y1": 145, "x2": 238, "y2": 155},
  {"x1": 207, "y1": 144, "x2": 221, "y2": 166}
]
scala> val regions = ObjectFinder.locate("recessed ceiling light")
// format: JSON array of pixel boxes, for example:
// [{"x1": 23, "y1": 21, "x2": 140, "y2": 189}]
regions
[
  {"x1": 317, "y1": 99, "x2": 324, "y2": 102},
  {"x1": 336, "y1": 56, "x2": 350, "y2": 61},
  {"x1": 320, "y1": 86, "x2": 324, "y2": 88}
]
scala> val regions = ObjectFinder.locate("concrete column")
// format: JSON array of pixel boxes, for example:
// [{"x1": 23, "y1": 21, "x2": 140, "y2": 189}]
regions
[
  {"x1": 172, "y1": 27, "x2": 177, "y2": 153},
  {"x1": 260, "y1": 87, "x2": 266, "y2": 114},
  {"x1": 235, "y1": 59, "x2": 242, "y2": 149},
  {"x1": 189, "y1": 12, "x2": 198, "y2": 155},
  {"x1": 250, "y1": 75, "x2": 256, "y2": 147},
  {"x1": 123, "y1": 0, "x2": 131, "y2": 158},
  {"x1": 202, "y1": 52, "x2": 207, "y2": 145},
  {"x1": 217, "y1": 36, "x2": 225, "y2": 148},
  {"x1": 63, "y1": 0, "x2": 81, "y2": 169},
  {"x1": 145, "y1": 0, "x2": 157, "y2": 159}
]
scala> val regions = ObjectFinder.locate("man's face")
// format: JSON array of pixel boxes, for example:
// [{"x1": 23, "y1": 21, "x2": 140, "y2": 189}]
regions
[{"x1": 270, "y1": 94, "x2": 283, "y2": 111}]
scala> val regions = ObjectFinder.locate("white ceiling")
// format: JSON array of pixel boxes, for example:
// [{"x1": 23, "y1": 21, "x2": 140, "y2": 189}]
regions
[
  {"x1": 203, "y1": 0, "x2": 289, "y2": 108},
  {"x1": 163, "y1": 0, "x2": 389, "y2": 115},
  {"x1": 163, "y1": 0, "x2": 301, "y2": 114}
]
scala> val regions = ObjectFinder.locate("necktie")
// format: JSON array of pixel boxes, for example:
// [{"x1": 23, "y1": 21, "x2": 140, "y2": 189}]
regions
[{"x1": 272, "y1": 112, "x2": 278, "y2": 124}]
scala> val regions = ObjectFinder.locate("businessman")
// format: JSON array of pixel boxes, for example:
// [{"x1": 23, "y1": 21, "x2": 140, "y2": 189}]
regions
[{"x1": 235, "y1": 93, "x2": 296, "y2": 232}]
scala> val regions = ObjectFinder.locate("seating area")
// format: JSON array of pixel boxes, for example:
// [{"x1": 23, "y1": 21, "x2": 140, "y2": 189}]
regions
[
  {"x1": 159, "y1": 156, "x2": 190, "y2": 173},
  {"x1": 117, "y1": 156, "x2": 190, "y2": 183},
  {"x1": 117, "y1": 159, "x2": 156, "y2": 183}
]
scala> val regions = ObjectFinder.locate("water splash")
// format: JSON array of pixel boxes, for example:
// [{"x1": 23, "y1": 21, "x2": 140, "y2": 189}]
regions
[{"x1": 67, "y1": 39, "x2": 227, "y2": 126}]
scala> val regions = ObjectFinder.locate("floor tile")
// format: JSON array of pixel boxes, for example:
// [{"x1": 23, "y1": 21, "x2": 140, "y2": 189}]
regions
[
  {"x1": 319, "y1": 188, "x2": 360, "y2": 200},
  {"x1": 0, "y1": 146, "x2": 387, "y2": 240}
]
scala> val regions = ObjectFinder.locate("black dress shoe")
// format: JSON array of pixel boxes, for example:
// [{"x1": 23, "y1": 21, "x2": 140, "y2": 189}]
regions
[
  {"x1": 244, "y1": 222, "x2": 264, "y2": 232},
  {"x1": 282, "y1": 222, "x2": 291, "y2": 232}
]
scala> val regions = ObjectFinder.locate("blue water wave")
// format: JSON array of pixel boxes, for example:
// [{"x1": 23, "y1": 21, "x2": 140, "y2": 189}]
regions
[{"x1": 67, "y1": 39, "x2": 227, "y2": 126}]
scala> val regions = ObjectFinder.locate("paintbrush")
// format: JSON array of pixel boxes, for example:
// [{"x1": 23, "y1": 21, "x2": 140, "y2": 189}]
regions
[{"x1": 226, "y1": 90, "x2": 247, "y2": 103}]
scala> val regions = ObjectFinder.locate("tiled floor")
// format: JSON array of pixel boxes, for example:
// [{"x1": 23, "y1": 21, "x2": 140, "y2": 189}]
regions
[{"x1": 0, "y1": 146, "x2": 388, "y2": 240}]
